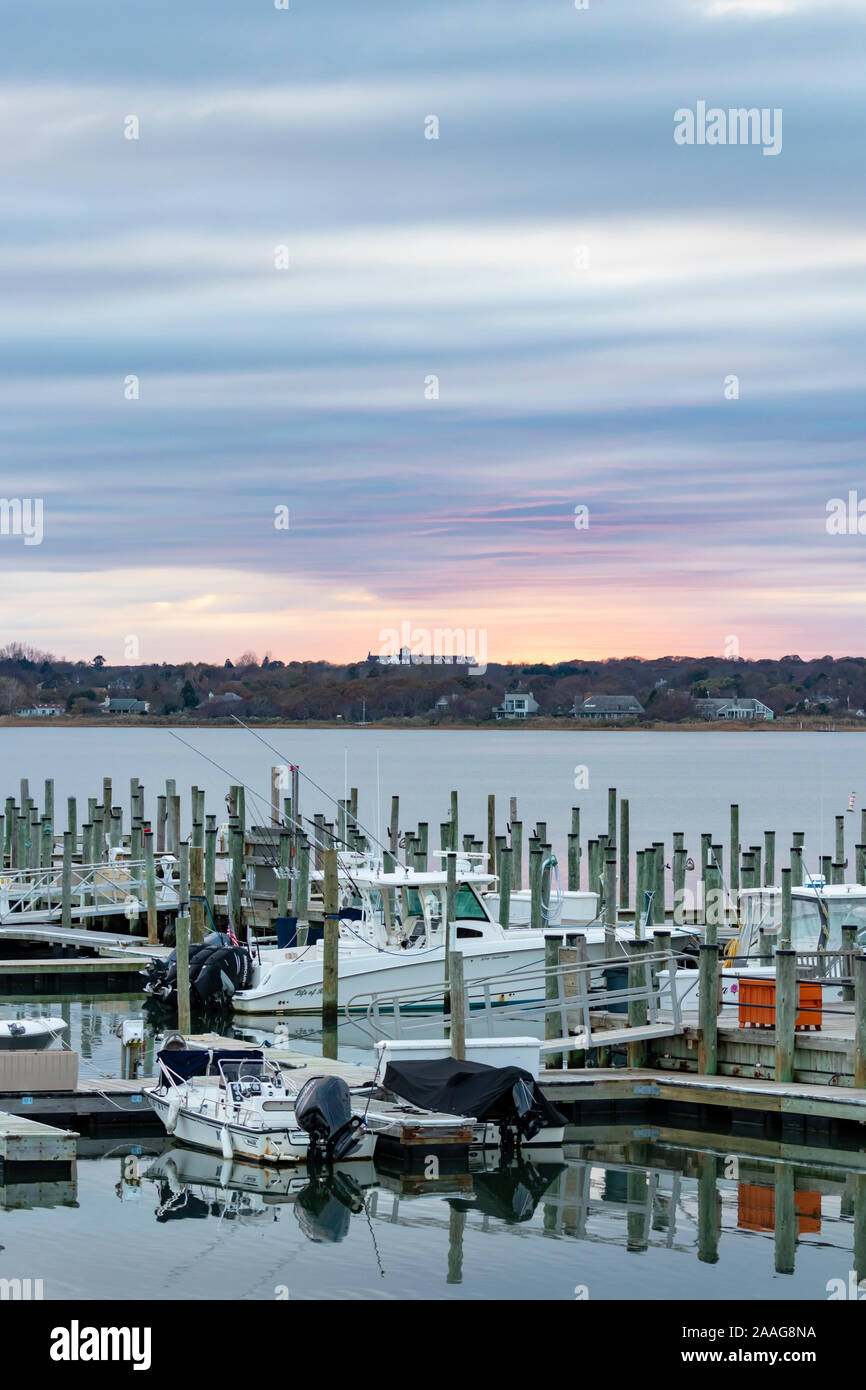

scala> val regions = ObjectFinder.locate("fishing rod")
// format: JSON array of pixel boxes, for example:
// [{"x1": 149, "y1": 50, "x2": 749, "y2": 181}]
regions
[{"x1": 227, "y1": 713, "x2": 395, "y2": 863}]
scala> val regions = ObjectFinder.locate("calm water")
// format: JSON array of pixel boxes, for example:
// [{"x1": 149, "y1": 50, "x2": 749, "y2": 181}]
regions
[
  {"x1": 1, "y1": 1122, "x2": 861, "y2": 1301},
  {"x1": 0, "y1": 727, "x2": 863, "y2": 875},
  {"x1": 2, "y1": 730, "x2": 865, "y2": 1300}
]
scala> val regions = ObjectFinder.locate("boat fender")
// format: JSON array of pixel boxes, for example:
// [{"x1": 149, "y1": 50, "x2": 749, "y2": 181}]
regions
[
  {"x1": 165, "y1": 1089, "x2": 182, "y2": 1135},
  {"x1": 220, "y1": 1125, "x2": 234, "y2": 1161}
]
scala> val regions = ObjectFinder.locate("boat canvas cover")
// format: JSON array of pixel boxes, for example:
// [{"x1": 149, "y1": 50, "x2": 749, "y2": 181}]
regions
[
  {"x1": 383, "y1": 1057, "x2": 566, "y2": 1129},
  {"x1": 157, "y1": 1048, "x2": 263, "y2": 1080}
]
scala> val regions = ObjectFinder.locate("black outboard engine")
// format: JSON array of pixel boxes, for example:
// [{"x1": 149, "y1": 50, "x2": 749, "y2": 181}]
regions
[
  {"x1": 294, "y1": 1075, "x2": 364, "y2": 1164},
  {"x1": 141, "y1": 931, "x2": 253, "y2": 1011}
]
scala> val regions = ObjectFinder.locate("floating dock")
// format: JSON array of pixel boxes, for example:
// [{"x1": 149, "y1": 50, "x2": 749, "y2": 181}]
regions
[{"x1": 0, "y1": 1110, "x2": 77, "y2": 1163}]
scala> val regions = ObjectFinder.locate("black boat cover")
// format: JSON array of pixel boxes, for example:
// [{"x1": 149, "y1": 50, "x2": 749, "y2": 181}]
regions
[
  {"x1": 157, "y1": 1048, "x2": 263, "y2": 1080},
  {"x1": 383, "y1": 1057, "x2": 566, "y2": 1138}
]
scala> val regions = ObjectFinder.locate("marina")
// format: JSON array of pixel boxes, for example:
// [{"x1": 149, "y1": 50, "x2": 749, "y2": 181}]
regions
[{"x1": 3, "y1": 732, "x2": 866, "y2": 1312}]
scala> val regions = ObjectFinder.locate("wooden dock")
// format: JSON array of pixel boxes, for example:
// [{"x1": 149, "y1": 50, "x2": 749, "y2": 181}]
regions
[
  {"x1": 0, "y1": 1110, "x2": 77, "y2": 1162},
  {"x1": 540, "y1": 1063, "x2": 866, "y2": 1128}
]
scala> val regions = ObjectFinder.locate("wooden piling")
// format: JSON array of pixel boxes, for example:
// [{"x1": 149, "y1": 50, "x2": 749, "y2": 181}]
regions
[
  {"x1": 774, "y1": 949, "x2": 796, "y2": 1084},
  {"x1": 529, "y1": 841, "x2": 542, "y2": 930},
  {"x1": 698, "y1": 944, "x2": 718, "y2": 1075},
  {"x1": 61, "y1": 831, "x2": 73, "y2": 930},
  {"x1": 607, "y1": 788, "x2": 617, "y2": 849},
  {"x1": 176, "y1": 914, "x2": 191, "y2": 1035},
  {"x1": 144, "y1": 830, "x2": 158, "y2": 945},
  {"x1": 498, "y1": 846, "x2": 512, "y2": 928},
  {"x1": 510, "y1": 820, "x2": 523, "y2": 890},
  {"x1": 618, "y1": 798, "x2": 629, "y2": 909},
  {"x1": 229, "y1": 824, "x2": 243, "y2": 933},
  {"x1": 836, "y1": 814, "x2": 846, "y2": 869},
  {"x1": 790, "y1": 843, "x2": 804, "y2": 888},
  {"x1": 780, "y1": 867, "x2": 792, "y2": 949},
  {"x1": 764, "y1": 830, "x2": 775, "y2": 887},
  {"x1": 729, "y1": 804, "x2": 739, "y2": 896},
  {"x1": 857, "y1": 843, "x2": 866, "y2": 886},
  {"x1": 190, "y1": 845, "x2": 205, "y2": 944},
  {"x1": 855, "y1": 953, "x2": 866, "y2": 1089},
  {"x1": 449, "y1": 950, "x2": 466, "y2": 1060},
  {"x1": 604, "y1": 851, "x2": 617, "y2": 954},
  {"x1": 295, "y1": 832, "x2": 310, "y2": 935},
  {"x1": 544, "y1": 932, "x2": 563, "y2": 1068},
  {"x1": 626, "y1": 939, "x2": 649, "y2": 1068},
  {"x1": 168, "y1": 796, "x2": 181, "y2": 856},
  {"x1": 205, "y1": 817, "x2": 217, "y2": 913},
  {"x1": 449, "y1": 790, "x2": 458, "y2": 851}
]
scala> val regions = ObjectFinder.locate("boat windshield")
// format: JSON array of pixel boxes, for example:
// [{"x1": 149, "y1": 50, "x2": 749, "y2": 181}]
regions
[
  {"x1": 793, "y1": 896, "x2": 866, "y2": 950},
  {"x1": 217, "y1": 1057, "x2": 272, "y2": 1086},
  {"x1": 455, "y1": 883, "x2": 488, "y2": 920}
]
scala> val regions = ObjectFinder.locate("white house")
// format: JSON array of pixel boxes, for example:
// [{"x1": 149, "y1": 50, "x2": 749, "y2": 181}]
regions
[
  {"x1": 493, "y1": 691, "x2": 539, "y2": 720},
  {"x1": 695, "y1": 697, "x2": 773, "y2": 721},
  {"x1": 16, "y1": 703, "x2": 65, "y2": 718}
]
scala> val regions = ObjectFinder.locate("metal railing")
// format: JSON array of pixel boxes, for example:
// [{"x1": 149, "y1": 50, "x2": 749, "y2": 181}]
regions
[
  {"x1": 343, "y1": 944, "x2": 683, "y2": 1051},
  {"x1": 0, "y1": 859, "x2": 179, "y2": 923}
]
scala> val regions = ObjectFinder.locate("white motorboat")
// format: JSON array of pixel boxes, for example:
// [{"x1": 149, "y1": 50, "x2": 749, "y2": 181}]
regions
[
  {"x1": 661, "y1": 881, "x2": 866, "y2": 1011},
  {"x1": 146, "y1": 1047, "x2": 377, "y2": 1165},
  {"x1": 0, "y1": 1016, "x2": 67, "y2": 1051},
  {"x1": 484, "y1": 887, "x2": 599, "y2": 928},
  {"x1": 232, "y1": 856, "x2": 696, "y2": 1017}
]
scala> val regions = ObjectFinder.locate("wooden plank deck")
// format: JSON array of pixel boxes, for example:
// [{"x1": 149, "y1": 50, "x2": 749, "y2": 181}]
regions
[
  {"x1": 0, "y1": 1110, "x2": 77, "y2": 1162},
  {"x1": 540, "y1": 1064, "x2": 866, "y2": 1123}
]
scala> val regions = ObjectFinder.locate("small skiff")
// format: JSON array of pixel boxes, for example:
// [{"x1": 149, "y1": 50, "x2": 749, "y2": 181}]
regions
[{"x1": 0, "y1": 1017, "x2": 67, "y2": 1051}]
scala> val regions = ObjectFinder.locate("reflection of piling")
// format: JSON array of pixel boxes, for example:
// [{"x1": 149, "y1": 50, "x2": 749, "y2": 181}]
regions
[
  {"x1": 853, "y1": 1172, "x2": 866, "y2": 1286},
  {"x1": 447, "y1": 1206, "x2": 466, "y2": 1285},
  {"x1": 773, "y1": 1163, "x2": 796, "y2": 1276},
  {"x1": 697, "y1": 1153, "x2": 720, "y2": 1264},
  {"x1": 626, "y1": 1169, "x2": 649, "y2": 1253}
]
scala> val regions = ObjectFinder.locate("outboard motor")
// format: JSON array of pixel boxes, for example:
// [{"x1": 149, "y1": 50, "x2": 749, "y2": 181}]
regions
[
  {"x1": 141, "y1": 931, "x2": 252, "y2": 1011},
  {"x1": 294, "y1": 1075, "x2": 364, "y2": 1164}
]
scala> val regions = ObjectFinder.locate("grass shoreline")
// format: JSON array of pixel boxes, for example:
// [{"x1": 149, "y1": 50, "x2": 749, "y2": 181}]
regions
[{"x1": 0, "y1": 717, "x2": 861, "y2": 732}]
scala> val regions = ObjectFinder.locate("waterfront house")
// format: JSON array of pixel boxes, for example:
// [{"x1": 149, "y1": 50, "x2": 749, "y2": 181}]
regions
[
  {"x1": 493, "y1": 691, "x2": 539, "y2": 720},
  {"x1": 102, "y1": 697, "x2": 150, "y2": 714},
  {"x1": 695, "y1": 697, "x2": 773, "y2": 721},
  {"x1": 574, "y1": 694, "x2": 645, "y2": 720},
  {"x1": 15, "y1": 702, "x2": 65, "y2": 717}
]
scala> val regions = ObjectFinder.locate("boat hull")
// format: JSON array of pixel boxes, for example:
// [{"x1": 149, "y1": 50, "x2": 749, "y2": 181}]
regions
[
  {"x1": 147, "y1": 1090, "x2": 378, "y2": 1165},
  {"x1": 233, "y1": 938, "x2": 546, "y2": 1015}
]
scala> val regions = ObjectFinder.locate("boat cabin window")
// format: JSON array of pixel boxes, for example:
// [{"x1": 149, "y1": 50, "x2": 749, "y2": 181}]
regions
[
  {"x1": 454, "y1": 883, "x2": 487, "y2": 920},
  {"x1": 456, "y1": 925, "x2": 484, "y2": 938}
]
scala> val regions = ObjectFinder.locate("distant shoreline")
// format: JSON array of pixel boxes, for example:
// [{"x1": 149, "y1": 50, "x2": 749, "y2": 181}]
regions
[{"x1": 0, "y1": 716, "x2": 861, "y2": 732}]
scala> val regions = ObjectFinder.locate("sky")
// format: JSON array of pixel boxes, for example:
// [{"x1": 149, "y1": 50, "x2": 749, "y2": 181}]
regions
[{"x1": 0, "y1": 0, "x2": 863, "y2": 666}]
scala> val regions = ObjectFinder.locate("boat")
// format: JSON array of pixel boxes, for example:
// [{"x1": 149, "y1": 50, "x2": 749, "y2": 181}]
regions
[
  {"x1": 484, "y1": 886, "x2": 600, "y2": 928},
  {"x1": 146, "y1": 1047, "x2": 378, "y2": 1165},
  {"x1": 661, "y1": 881, "x2": 866, "y2": 1010},
  {"x1": 0, "y1": 1017, "x2": 67, "y2": 1051},
  {"x1": 360, "y1": 1046, "x2": 567, "y2": 1150},
  {"x1": 231, "y1": 855, "x2": 697, "y2": 1016}
]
